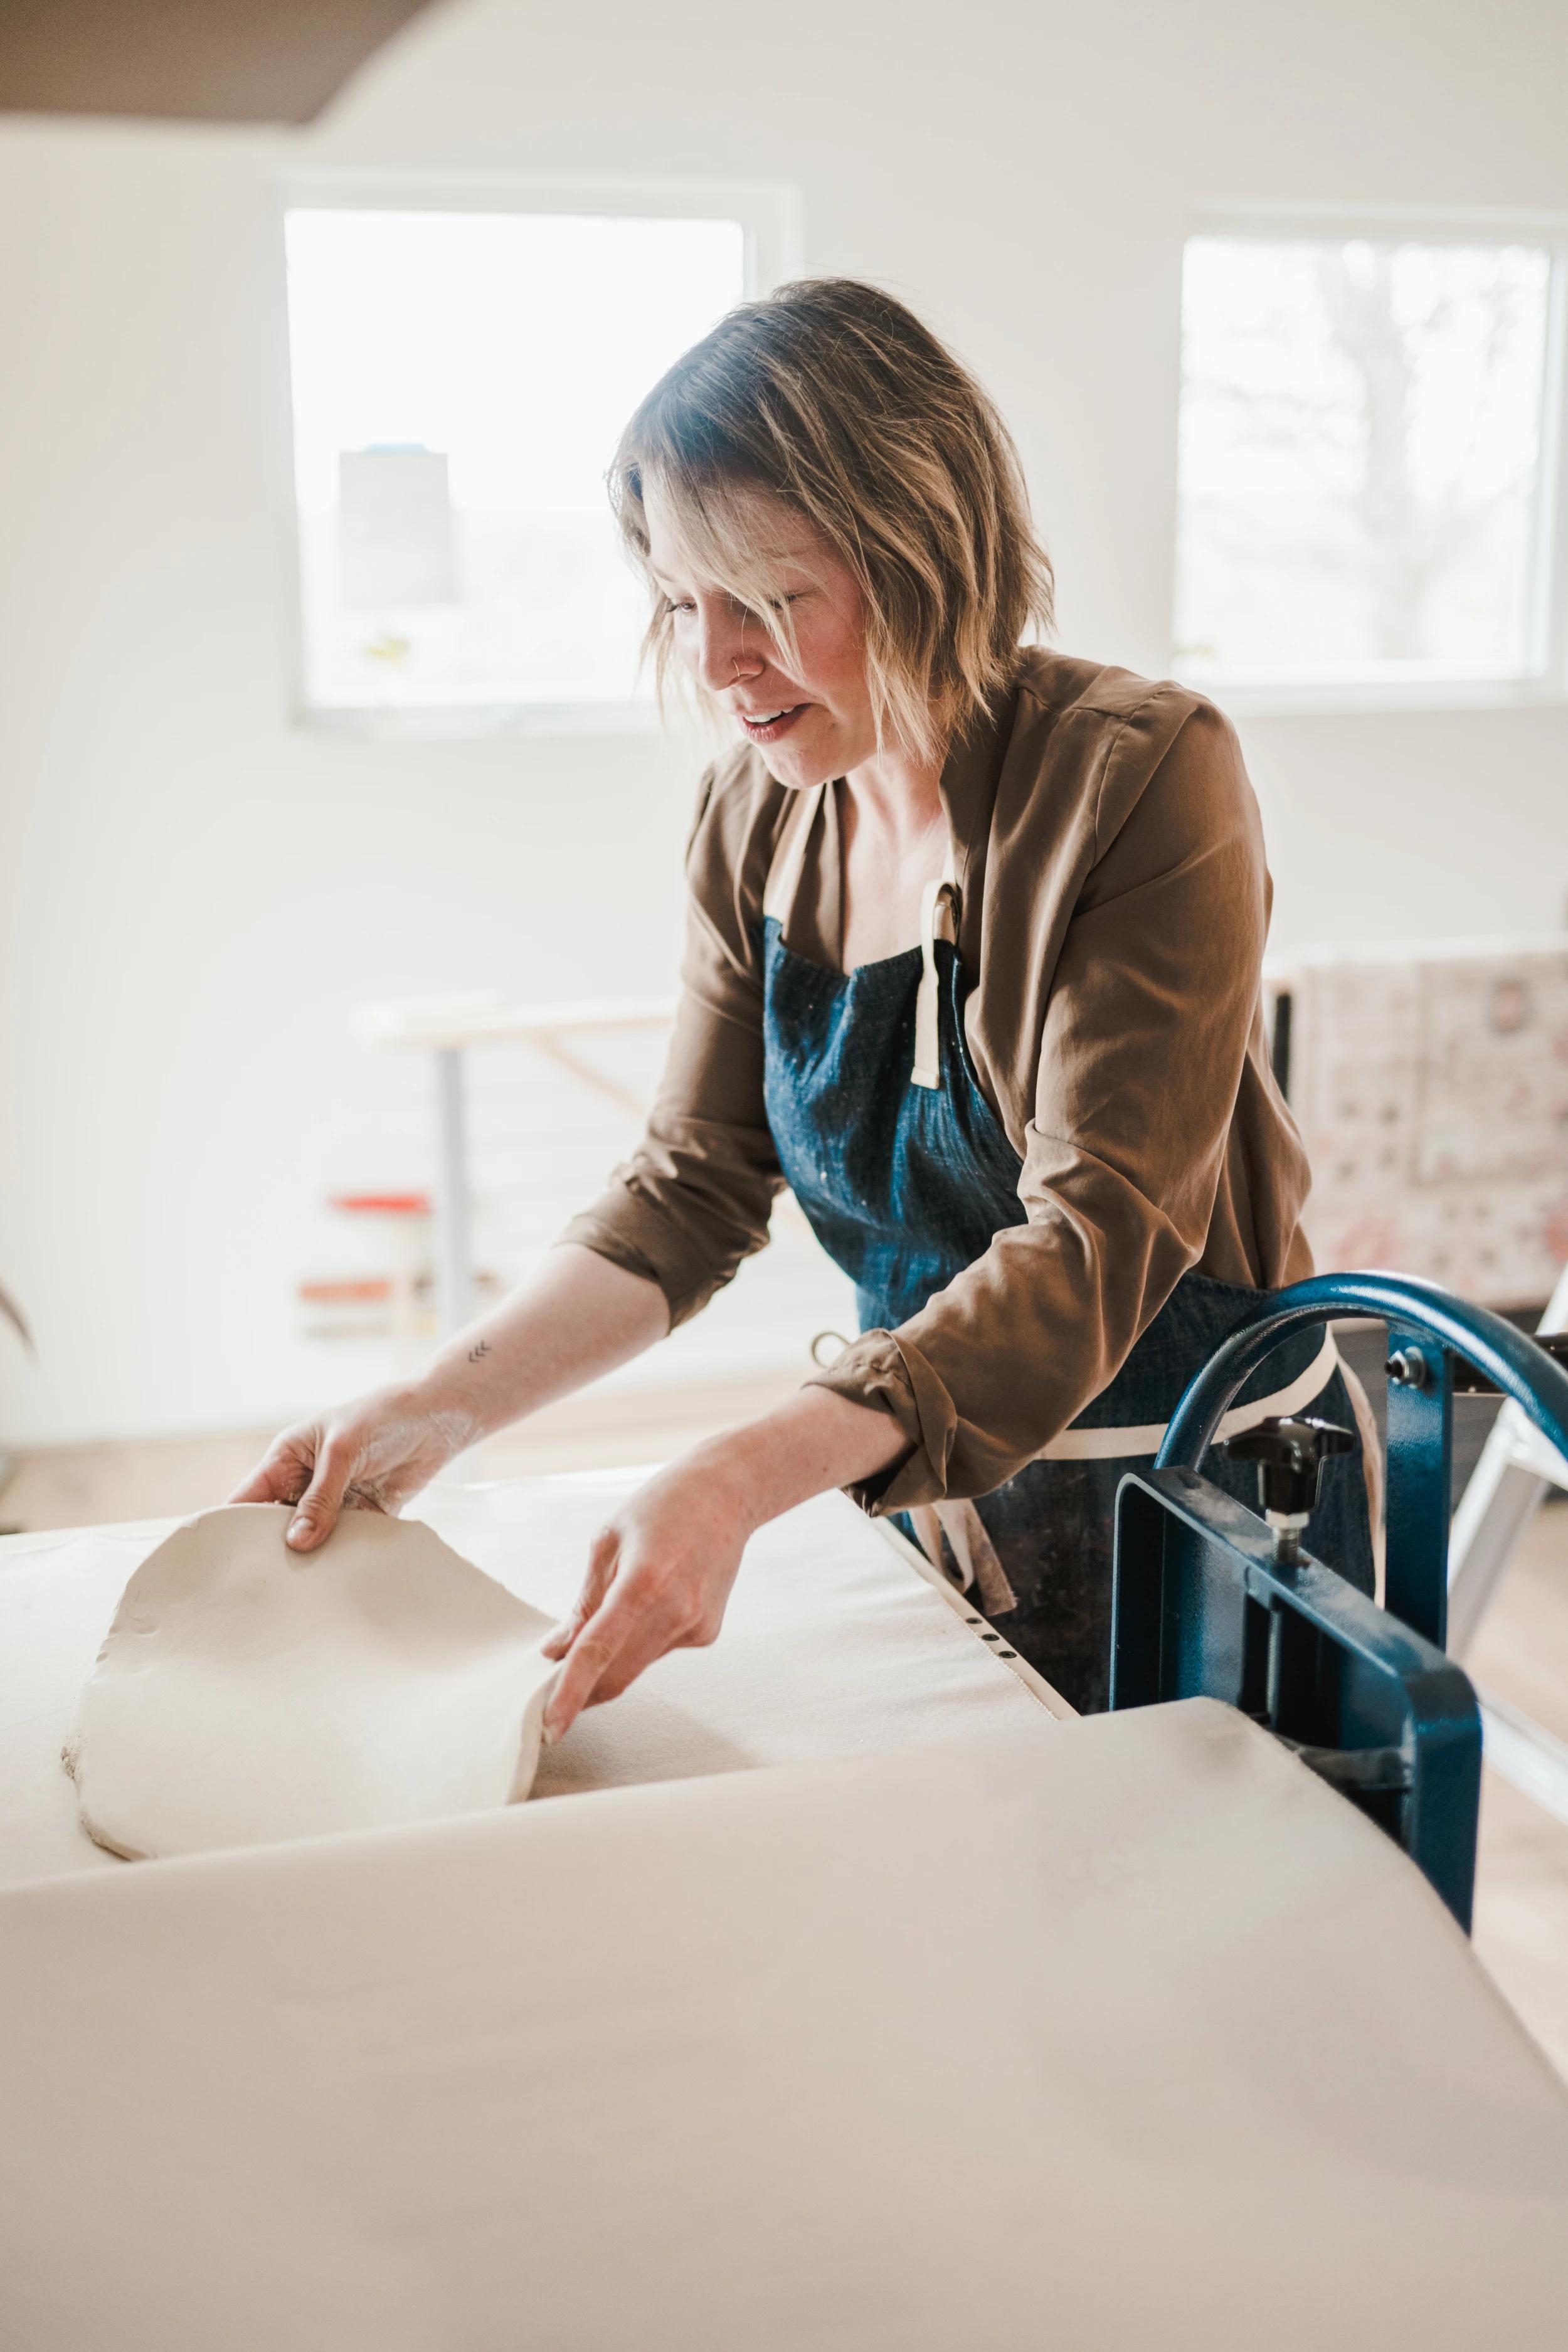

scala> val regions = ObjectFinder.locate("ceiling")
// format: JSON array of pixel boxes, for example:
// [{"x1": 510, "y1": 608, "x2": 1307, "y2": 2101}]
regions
[{"x1": 0, "y1": 0, "x2": 438, "y2": 124}]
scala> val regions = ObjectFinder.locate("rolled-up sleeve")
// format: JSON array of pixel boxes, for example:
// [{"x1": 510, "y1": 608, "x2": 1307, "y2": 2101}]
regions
[
  {"x1": 808, "y1": 705, "x2": 1271, "y2": 1512},
  {"x1": 560, "y1": 759, "x2": 786, "y2": 1326}
]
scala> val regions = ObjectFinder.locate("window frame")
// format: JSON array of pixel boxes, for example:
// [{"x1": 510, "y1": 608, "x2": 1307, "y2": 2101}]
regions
[
  {"x1": 1170, "y1": 202, "x2": 1568, "y2": 718},
  {"x1": 276, "y1": 171, "x2": 803, "y2": 739}
]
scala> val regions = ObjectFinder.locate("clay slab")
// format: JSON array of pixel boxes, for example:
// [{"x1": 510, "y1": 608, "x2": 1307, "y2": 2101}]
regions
[{"x1": 66, "y1": 1503, "x2": 559, "y2": 1860}]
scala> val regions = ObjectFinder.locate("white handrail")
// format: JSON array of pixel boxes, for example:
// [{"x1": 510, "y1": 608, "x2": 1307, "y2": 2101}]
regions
[
  {"x1": 350, "y1": 993, "x2": 680, "y2": 1335},
  {"x1": 353, "y1": 993, "x2": 678, "y2": 1054}
]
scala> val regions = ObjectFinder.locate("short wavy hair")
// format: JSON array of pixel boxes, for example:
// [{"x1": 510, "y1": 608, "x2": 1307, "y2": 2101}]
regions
[{"x1": 608, "y1": 277, "x2": 1054, "y2": 763}]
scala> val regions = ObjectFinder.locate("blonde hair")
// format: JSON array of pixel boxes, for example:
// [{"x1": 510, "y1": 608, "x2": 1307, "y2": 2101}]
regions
[{"x1": 608, "y1": 278, "x2": 1054, "y2": 763}]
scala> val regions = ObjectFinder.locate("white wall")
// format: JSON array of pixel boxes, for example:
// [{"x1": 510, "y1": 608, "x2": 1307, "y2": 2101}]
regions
[{"x1": 3, "y1": 0, "x2": 1567, "y2": 1446}]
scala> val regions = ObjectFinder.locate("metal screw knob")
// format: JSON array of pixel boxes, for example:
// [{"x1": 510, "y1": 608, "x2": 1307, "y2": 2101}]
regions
[{"x1": 1220, "y1": 1414, "x2": 1356, "y2": 1562}]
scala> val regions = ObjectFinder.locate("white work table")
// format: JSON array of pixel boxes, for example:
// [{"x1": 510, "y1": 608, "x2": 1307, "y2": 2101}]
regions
[{"x1": 2, "y1": 1473, "x2": 1566, "y2": 2351}]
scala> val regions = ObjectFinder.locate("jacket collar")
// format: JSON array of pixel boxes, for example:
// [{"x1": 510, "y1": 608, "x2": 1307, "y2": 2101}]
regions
[{"x1": 937, "y1": 669, "x2": 1022, "y2": 913}]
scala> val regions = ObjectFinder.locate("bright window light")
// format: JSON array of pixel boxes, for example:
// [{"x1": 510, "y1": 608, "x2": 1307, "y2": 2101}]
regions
[
  {"x1": 1173, "y1": 233, "x2": 1557, "y2": 688},
  {"x1": 283, "y1": 205, "x2": 750, "y2": 720}
]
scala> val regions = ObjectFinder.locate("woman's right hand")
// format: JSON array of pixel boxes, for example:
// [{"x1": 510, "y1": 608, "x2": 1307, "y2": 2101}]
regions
[{"x1": 228, "y1": 1384, "x2": 479, "y2": 1550}]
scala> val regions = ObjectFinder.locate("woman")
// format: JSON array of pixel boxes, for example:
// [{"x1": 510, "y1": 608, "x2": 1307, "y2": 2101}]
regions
[{"x1": 236, "y1": 278, "x2": 1373, "y2": 1734}]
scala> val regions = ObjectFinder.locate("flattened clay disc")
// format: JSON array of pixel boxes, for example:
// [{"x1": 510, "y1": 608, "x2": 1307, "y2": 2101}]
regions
[{"x1": 67, "y1": 1504, "x2": 559, "y2": 1862}]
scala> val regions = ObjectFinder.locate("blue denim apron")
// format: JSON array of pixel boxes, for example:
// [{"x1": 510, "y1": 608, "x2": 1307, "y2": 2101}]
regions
[{"x1": 760, "y1": 790, "x2": 1374, "y2": 1714}]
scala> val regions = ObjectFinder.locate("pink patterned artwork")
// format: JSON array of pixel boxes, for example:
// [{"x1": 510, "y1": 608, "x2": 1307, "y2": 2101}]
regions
[{"x1": 1274, "y1": 941, "x2": 1568, "y2": 1310}]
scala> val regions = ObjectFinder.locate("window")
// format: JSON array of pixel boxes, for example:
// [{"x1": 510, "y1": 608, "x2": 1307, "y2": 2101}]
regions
[
  {"x1": 283, "y1": 181, "x2": 795, "y2": 729},
  {"x1": 1173, "y1": 222, "x2": 1566, "y2": 704}
]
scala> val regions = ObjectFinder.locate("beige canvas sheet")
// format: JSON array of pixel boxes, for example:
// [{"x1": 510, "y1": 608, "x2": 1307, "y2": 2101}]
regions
[{"x1": 0, "y1": 1700, "x2": 1564, "y2": 2351}]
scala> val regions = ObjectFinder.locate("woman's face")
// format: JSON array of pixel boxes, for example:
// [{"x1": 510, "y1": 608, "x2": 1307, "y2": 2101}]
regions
[{"x1": 644, "y1": 482, "x2": 879, "y2": 789}]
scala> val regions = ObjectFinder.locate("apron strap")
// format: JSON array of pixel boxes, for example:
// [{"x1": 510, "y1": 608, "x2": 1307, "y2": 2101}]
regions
[
  {"x1": 910, "y1": 1499, "x2": 1020, "y2": 1614},
  {"x1": 911, "y1": 844, "x2": 958, "y2": 1089},
  {"x1": 1032, "y1": 1328, "x2": 1342, "y2": 1460}
]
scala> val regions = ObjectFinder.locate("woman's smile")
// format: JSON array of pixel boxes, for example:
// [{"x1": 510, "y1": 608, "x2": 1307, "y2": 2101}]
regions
[{"x1": 734, "y1": 702, "x2": 808, "y2": 744}]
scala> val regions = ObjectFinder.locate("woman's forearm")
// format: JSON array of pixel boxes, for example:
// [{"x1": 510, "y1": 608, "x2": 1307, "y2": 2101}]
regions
[
  {"x1": 682, "y1": 1382, "x2": 910, "y2": 1536},
  {"x1": 416, "y1": 1242, "x2": 671, "y2": 1443},
  {"x1": 415, "y1": 1242, "x2": 906, "y2": 1527}
]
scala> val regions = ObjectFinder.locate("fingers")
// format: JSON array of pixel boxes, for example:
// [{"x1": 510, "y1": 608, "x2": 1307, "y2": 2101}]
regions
[
  {"x1": 542, "y1": 1613, "x2": 621, "y2": 1745},
  {"x1": 540, "y1": 1527, "x2": 620, "y2": 1660},
  {"x1": 581, "y1": 1612, "x2": 712, "y2": 1708},
  {"x1": 543, "y1": 1554, "x2": 721, "y2": 1745},
  {"x1": 228, "y1": 1438, "x2": 311, "y2": 1509},
  {"x1": 544, "y1": 1596, "x2": 669, "y2": 1743},
  {"x1": 284, "y1": 1438, "x2": 360, "y2": 1551},
  {"x1": 228, "y1": 1463, "x2": 287, "y2": 1507},
  {"x1": 542, "y1": 1574, "x2": 682, "y2": 1745}
]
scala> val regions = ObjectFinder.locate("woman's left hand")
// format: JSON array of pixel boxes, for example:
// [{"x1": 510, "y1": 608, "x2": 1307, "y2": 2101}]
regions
[{"x1": 539, "y1": 1449, "x2": 759, "y2": 1745}]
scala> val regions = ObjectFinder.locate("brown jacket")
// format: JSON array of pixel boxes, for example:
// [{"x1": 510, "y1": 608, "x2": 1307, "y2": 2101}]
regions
[{"x1": 564, "y1": 649, "x2": 1314, "y2": 1513}]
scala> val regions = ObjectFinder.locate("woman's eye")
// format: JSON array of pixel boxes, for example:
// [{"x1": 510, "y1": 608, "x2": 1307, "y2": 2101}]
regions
[{"x1": 665, "y1": 598, "x2": 696, "y2": 618}]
